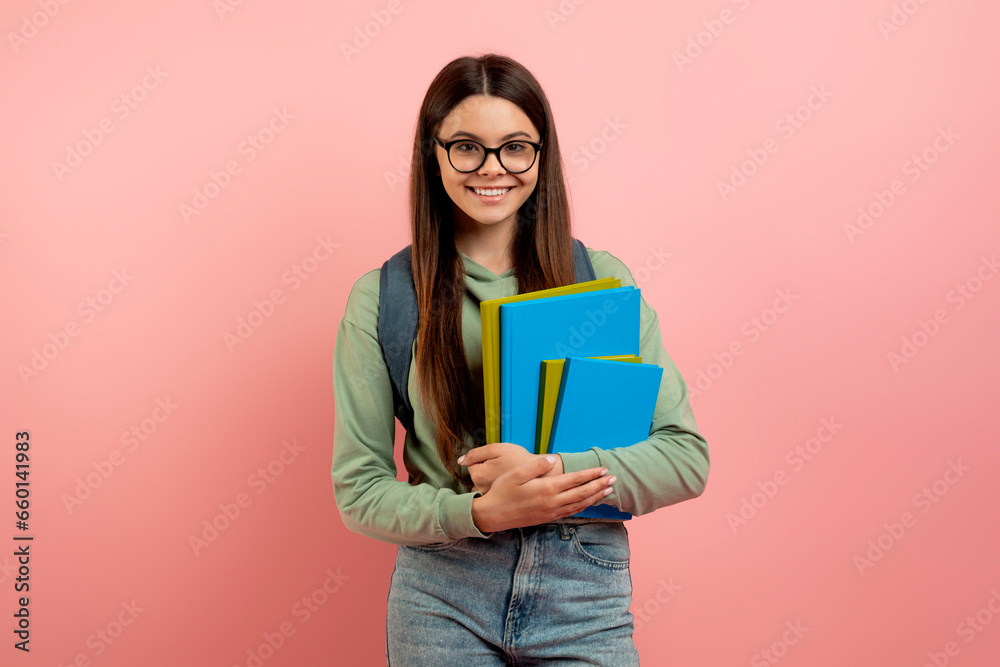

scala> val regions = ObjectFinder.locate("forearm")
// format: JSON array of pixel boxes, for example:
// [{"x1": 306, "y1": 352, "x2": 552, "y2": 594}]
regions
[
  {"x1": 558, "y1": 426, "x2": 708, "y2": 515},
  {"x1": 335, "y1": 468, "x2": 487, "y2": 546}
]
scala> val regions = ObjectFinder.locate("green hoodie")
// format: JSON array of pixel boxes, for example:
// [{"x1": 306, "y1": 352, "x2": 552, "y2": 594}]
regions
[{"x1": 332, "y1": 246, "x2": 709, "y2": 546}]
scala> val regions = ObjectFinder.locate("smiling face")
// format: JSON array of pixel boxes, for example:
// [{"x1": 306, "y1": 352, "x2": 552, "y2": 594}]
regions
[{"x1": 434, "y1": 95, "x2": 541, "y2": 238}]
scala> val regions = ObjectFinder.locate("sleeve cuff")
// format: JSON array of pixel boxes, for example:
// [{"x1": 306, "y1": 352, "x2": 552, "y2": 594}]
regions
[
  {"x1": 557, "y1": 450, "x2": 603, "y2": 474},
  {"x1": 439, "y1": 490, "x2": 493, "y2": 541}
]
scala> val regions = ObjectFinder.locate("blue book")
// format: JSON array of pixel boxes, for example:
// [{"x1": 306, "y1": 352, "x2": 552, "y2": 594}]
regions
[
  {"x1": 549, "y1": 357, "x2": 664, "y2": 520},
  {"x1": 499, "y1": 286, "x2": 640, "y2": 447}
]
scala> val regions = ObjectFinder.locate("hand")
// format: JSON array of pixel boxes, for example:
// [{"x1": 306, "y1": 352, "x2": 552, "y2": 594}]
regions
[
  {"x1": 469, "y1": 456, "x2": 615, "y2": 534},
  {"x1": 459, "y1": 443, "x2": 560, "y2": 494}
]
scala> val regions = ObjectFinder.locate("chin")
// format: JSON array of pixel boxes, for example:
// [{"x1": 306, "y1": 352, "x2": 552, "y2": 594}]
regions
[{"x1": 467, "y1": 213, "x2": 518, "y2": 228}]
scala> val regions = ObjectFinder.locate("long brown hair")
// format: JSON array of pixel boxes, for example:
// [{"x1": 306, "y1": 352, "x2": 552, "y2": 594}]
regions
[{"x1": 409, "y1": 54, "x2": 575, "y2": 487}]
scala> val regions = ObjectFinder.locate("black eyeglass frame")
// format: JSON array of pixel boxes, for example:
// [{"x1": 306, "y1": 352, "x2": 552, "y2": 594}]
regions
[{"x1": 433, "y1": 137, "x2": 543, "y2": 174}]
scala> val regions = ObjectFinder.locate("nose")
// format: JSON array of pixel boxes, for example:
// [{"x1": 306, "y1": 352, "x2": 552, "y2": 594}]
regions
[{"x1": 477, "y1": 150, "x2": 507, "y2": 175}]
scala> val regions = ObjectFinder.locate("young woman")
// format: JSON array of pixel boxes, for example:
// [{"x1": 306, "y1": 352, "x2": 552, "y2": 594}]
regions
[{"x1": 332, "y1": 53, "x2": 709, "y2": 665}]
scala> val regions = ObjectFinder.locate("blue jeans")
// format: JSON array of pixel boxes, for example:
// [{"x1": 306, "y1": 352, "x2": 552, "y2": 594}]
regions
[{"x1": 386, "y1": 521, "x2": 640, "y2": 666}]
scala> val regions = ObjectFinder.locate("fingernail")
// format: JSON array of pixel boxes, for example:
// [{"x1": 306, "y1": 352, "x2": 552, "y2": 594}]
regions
[
  {"x1": 457, "y1": 455, "x2": 465, "y2": 464},
  {"x1": 546, "y1": 455, "x2": 556, "y2": 464},
  {"x1": 600, "y1": 468, "x2": 609, "y2": 475},
  {"x1": 603, "y1": 487, "x2": 613, "y2": 496},
  {"x1": 607, "y1": 476, "x2": 617, "y2": 485}
]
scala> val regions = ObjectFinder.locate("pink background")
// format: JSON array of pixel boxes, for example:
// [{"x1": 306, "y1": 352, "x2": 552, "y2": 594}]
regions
[{"x1": 2, "y1": 1, "x2": 999, "y2": 665}]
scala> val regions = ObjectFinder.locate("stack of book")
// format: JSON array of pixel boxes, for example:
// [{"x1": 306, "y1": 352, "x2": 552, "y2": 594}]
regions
[{"x1": 480, "y1": 279, "x2": 664, "y2": 519}]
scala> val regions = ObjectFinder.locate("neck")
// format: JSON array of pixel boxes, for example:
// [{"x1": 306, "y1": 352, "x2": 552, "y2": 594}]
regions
[{"x1": 452, "y1": 213, "x2": 517, "y2": 276}]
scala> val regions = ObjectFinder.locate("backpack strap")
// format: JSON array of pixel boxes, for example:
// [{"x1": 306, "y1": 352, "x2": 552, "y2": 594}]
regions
[
  {"x1": 571, "y1": 238, "x2": 596, "y2": 283},
  {"x1": 378, "y1": 239, "x2": 596, "y2": 433},
  {"x1": 378, "y1": 245, "x2": 418, "y2": 434}
]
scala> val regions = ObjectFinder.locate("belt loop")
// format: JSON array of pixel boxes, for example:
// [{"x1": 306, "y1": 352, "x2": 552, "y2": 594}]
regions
[{"x1": 556, "y1": 523, "x2": 572, "y2": 540}]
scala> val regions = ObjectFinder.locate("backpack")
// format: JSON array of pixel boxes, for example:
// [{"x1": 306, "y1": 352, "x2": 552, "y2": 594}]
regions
[{"x1": 377, "y1": 239, "x2": 597, "y2": 436}]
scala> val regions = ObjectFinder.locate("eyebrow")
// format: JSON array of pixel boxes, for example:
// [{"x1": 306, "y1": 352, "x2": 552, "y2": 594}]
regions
[{"x1": 445, "y1": 130, "x2": 535, "y2": 142}]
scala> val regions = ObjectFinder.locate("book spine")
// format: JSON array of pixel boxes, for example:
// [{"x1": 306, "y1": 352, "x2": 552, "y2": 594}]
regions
[
  {"x1": 499, "y1": 306, "x2": 512, "y2": 442},
  {"x1": 534, "y1": 363, "x2": 547, "y2": 455},
  {"x1": 481, "y1": 305, "x2": 498, "y2": 443}
]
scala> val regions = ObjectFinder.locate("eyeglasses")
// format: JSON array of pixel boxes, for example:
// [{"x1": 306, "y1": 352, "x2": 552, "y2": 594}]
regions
[{"x1": 434, "y1": 137, "x2": 542, "y2": 174}]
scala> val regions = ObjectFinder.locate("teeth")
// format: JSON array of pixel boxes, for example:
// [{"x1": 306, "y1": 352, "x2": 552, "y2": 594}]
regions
[{"x1": 472, "y1": 187, "x2": 510, "y2": 197}]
